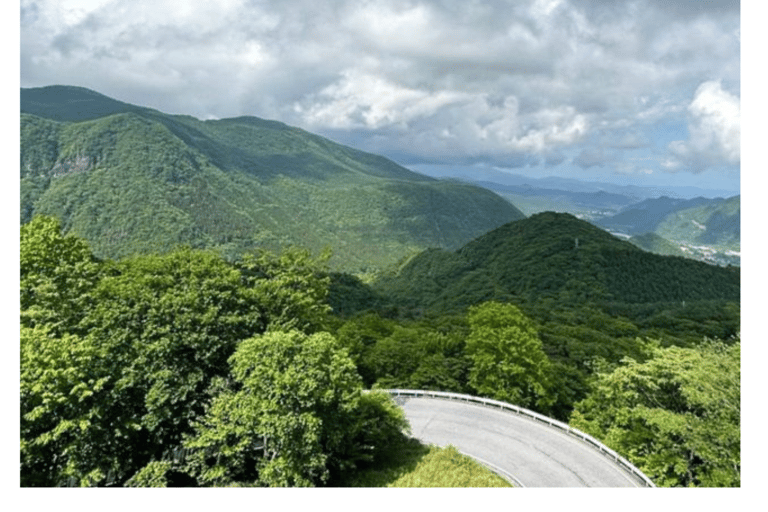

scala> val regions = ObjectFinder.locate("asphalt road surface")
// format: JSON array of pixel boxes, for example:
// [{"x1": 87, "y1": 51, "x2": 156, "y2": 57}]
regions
[{"x1": 399, "y1": 396, "x2": 644, "y2": 487}]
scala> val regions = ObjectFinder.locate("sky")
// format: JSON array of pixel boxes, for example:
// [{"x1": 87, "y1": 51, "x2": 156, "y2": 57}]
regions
[{"x1": 19, "y1": 0, "x2": 742, "y2": 194}]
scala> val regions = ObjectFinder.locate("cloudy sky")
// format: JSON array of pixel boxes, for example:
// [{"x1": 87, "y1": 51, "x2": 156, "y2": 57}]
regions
[{"x1": 20, "y1": 0, "x2": 742, "y2": 193}]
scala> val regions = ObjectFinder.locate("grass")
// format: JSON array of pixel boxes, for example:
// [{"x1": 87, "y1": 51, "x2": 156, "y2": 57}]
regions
[{"x1": 346, "y1": 438, "x2": 512, "y2": 488}]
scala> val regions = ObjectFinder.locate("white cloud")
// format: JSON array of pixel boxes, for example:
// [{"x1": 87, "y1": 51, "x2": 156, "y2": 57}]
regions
[
  {"x1": 20, "y1": 0, "x2": 740, "y2": 184},
  {"x1": 668, "y1": 81, "x2": 740, "y2": 171},
  {"x1": 296, "y1": 70, "x2": 472, "y2": 129}
]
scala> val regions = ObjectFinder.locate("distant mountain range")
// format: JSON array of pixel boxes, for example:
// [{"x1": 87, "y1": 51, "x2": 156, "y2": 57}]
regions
[
  {"x1": 471, "y1": 180, "x2": 638, "y2": 216},
  {"x1": 461, "y1": 173, "x2": 740, "y2": 266},
  {"x1": 416, "y1": 164, "x2": 738, "y2": 200},
  {"x1": 596, "y1": 195, "x2": 740, "y2": 266},
  {"x1": 20, "y1": 86, "x2": 524, "y2": 273}
]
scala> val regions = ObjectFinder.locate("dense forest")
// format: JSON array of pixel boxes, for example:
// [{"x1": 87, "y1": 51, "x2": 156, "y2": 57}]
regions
[
  {"x1": 21, "y1": 213, "x2": 740, "y2": 487},
  {"x1": 21, "y1": 216, "x2": 414, "y2": 487}
]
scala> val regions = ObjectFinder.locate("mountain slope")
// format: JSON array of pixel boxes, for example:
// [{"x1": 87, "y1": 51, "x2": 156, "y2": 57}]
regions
[
  {"x1": 374, "y1": 212, "x2": 740, "y2": 312},
  {"x1": 594, "y1": 196, "x2": 712, "y2": 235},
  {"x1": 628, "y1": 232, "x2": 689, "y2": 258},
  {"x1": 593, "y1": 195, "x2": 740, "y2": 266},
  {"x1": 655, "y1": 195, "x2": 740, "y2": 247},
  {"x1": 20, "y1": 86, "x2": 524, "y2": 272},
  {"x1": 595, "y1": 195, "x2": 739, "y2": 246}
]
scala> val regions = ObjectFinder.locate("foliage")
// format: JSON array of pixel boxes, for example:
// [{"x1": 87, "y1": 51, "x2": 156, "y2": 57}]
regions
[
  {"x1": 327, "y1": 271, "x2": 390, "y2": 317},
  {"x1": 184, "y1": 331, "x2": 403, "y2": 487},
  {"x1": 237, "y1": 246, "x2": 331, "y2": 333},
  {"x1": 124, "y1": 461, "x2": 174, "y2": 488},
  {"x1": 335, "y1": 313, "x2": 470, "y2": 392},
  {"x1": 20, "y1": 223, "x2": 378, "y2": 487},
  {"x1": 20, "y1": 326, "x2": 110, "y2": 487},
  {"x1": 570, "y1": 339, "x2": 740, "y2": 487},
  {"x1": 80, "y1": 248, "x2": 263, "y2": 471},
  {"x1": 20, "y1": 215, "x2": 101, "y2": 333},
  {"x1": 465, "y1": 302, "x2": 553, "y2": 410},
  {"x1": 628, "y1": 232, "x2": 690, "y2": 258},
  {"x1": 374, "y1": 212, "x2": 740, "y2": 312}
]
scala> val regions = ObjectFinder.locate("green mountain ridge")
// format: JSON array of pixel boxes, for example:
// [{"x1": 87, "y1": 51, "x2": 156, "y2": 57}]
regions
[
  {"x1": 596, "y1": 195, "x2": 740, "y2": 250},
  {"x1": 374, "y1": 212, "x2": 740, "y2": 312},
  {"x1": 20, "y1": 85, "x2": 524, "y2": 272}
]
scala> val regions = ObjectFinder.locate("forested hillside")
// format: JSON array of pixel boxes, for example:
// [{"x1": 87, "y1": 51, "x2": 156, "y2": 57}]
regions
[
  {"x1": 374, "y1": 212, "x2": 740, "y2": 311},
  {"x1": 21, "y1": 86, "x2": 524, "y2": 273},
  {"x1": 595, "y1": 196, "x2": 713, "y2": 235}
]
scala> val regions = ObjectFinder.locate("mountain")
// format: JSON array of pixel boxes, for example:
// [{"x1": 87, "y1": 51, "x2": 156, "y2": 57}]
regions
[
  {"x1": 627, "y1": 232, "x2": 689, "y2": 258},
  {"x1": 413, "y1": 164, "x2": 738, "y2": 200},
  {"x1": 20, "y1": 86, "x2": 524, "y2": 272},
  {"x1": 373, "y1": 212, "x2": 740, "y2": 312},
  {"x1": 594, "y1": 196, "x2": 714, "y2": 235},
  {"x1": 471, "y1": 180, "x2": 637, "y2": 218},
  {"x1": 654, "y1": 195, "x2": 740, "y2": 247},
  {"x1": 593, "y1": 195, "x2": 740, "y2": 265}
]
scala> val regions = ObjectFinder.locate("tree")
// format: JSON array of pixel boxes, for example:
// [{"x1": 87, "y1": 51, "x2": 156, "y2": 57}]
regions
[
  {"x1": 237, "y1": 247, "x2": 332, "y2": 334},
  {"x1": 184, "y1": 330, "x2": 365, "y2": 487},
  {"x1": 20, "y1": 215, "x2": 101, "y2": 333},
  {"x1": 20, "y1": 247, "x2": 267, "y2": 487},
  {"x1": 71, "y1": 248, "x2": 264, "y2": 485},
  {"x1": 465, "y1": 302, "x2": 553, "y2": 410},
  {"x1": 570, "y1": 339, "x2": 740, "y2": 487},
  {"x1": 20, "y1": 325, "x2": 110, "y2": 486},
  {"x1": 19, "y1": 234, "x2": 348, "y2": 487}
]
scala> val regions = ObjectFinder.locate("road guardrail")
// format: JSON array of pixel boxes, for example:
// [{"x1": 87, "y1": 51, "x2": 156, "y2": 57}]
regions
[{"x1": 383, "y1": 388, "x2": 656, "y2": 488}]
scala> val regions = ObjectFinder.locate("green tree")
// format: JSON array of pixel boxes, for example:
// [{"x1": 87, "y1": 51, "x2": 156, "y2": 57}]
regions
[
  {"x1": 361, "y1": 326, "x2": 426, "y2": 388},
  {"x1": 73, "y1": 248, "x2": 263, "y2": 484},
  {"x1": 20, "y1": 325, "x2": 110, "y2": 486},
  {"x1": 465, "y1": 302, "x2": 553, "y2": 410},
  {"x1": 185, "y1": 330, "x2": 364, "y2": 487},
  {"x1": 21, "y1": 248, "x2": 266, "y2": 487},
  {"x1": 20, "y1": 215, "x2": 101, "y2": 333},
  {"x1": 238, "y1": 247, "x2": 332, "y2": 333},
  {"x1": 570, "y1": 339, "x2": 740, "y2": 487}
]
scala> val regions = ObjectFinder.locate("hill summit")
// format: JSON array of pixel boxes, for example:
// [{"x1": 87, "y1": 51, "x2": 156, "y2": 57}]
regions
[
  {"x1": 21, "y1": 85, "x2": 524, "y2": 272},
  {"x1": 374, "y1": 212, "x2": 740, "y2": 311}
]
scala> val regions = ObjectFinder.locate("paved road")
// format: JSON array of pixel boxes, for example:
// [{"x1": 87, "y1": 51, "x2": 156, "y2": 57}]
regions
[{"x1": 399, "y1": 396, "x2": 644, "y2": 487}]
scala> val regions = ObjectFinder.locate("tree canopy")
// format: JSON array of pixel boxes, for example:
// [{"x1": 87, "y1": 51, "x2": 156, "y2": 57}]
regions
[
  {"x1": 465, "y1": 302, "x2": 553, "y2": 410},
  {"x1": 183, "y1": 330, "x2": 405, "y2": 486},
  {"x1": 19, "y1": 216, "x2": 408, "y2": 487},
  {"x1": 570, "y1": 339, "x2": 740, "y2": 487},
  {"x1": 19, "y1": 213, "x2": 741, "y2": 488}
]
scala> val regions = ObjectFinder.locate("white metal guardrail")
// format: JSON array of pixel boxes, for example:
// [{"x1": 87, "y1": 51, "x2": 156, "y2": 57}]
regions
[{"x1": 383, "y1": 388, "x2": 656, "y2": 488}]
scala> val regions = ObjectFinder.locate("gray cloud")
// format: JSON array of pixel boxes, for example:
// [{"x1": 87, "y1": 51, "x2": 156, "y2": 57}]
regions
[{"x1": 20, "y1": 0, "x2": 740, "y2": 185}]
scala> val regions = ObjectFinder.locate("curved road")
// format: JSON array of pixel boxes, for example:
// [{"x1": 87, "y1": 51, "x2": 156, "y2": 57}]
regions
[{"x1": 399, "y1": 396, "x2": 645, "y2": 487}]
